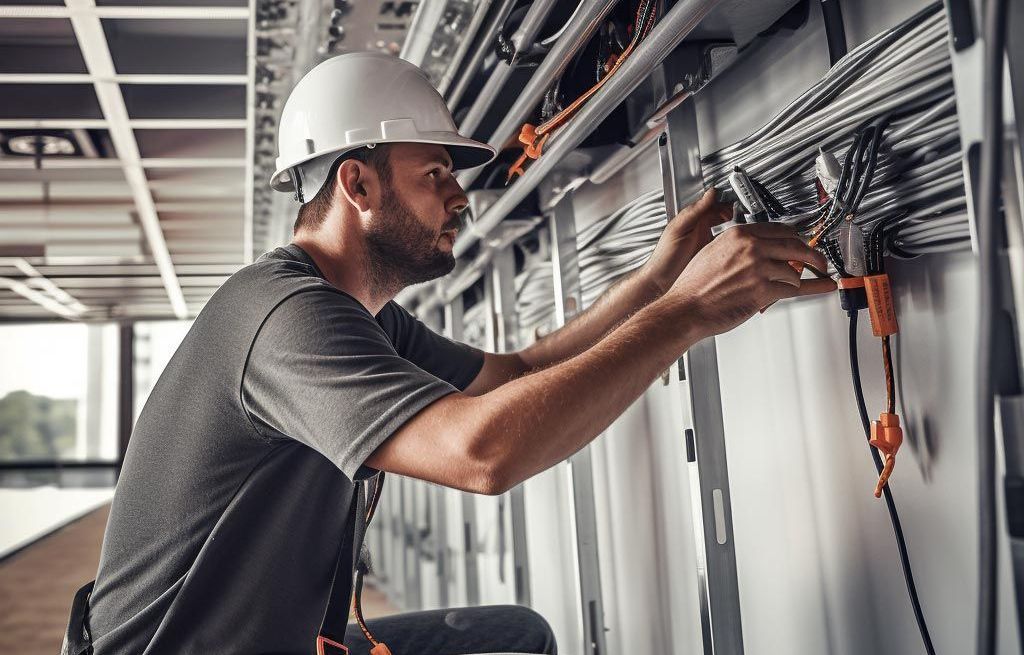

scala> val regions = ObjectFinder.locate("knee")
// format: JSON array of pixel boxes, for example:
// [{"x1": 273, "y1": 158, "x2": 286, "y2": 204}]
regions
[{"x1": 506, "y1": 605, "x2": 557, "y2": 655}]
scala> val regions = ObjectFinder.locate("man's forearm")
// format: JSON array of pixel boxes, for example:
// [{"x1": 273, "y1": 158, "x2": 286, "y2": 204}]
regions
[
  {"x1": 470, "y1": 291, "x2": 696, "y2": 491},
  {"x1": 517, "y1": 265, "x2": 663, "y2": 371}
]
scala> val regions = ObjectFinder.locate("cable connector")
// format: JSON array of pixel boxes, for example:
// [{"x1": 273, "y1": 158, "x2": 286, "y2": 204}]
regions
[
  {"x1": 864, "y1": 273, "x2": 899, "y2": 336},
  {"x1": 870, "y1": 412, "x2": 903, "y2": 497},
  {"x1": 815, "y1": 147, "x2": 842, "y2": 196},
  {"x1": 728, "y1": 166, "x2": 768, "y2": 222}
]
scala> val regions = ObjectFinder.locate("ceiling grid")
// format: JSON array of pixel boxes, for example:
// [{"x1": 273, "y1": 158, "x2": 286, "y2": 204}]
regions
[{"x1": 0, "y1": 0, "x2": 255, "y2": 321}]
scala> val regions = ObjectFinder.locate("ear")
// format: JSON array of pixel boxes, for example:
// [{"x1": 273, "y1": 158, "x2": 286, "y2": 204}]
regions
[{"x1": 336, "y1": 159, "x2": 378, "y2": 212}]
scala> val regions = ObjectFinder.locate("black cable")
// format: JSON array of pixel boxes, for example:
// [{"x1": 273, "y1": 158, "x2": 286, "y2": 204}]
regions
[
  {"x1": 820, "y1": 0, "x2": 848, "y2": 66},
  {"x1": 848, "y1": 312, "x2": 936, "y2": 655},
  {"x1": 976, "y1": 0, "x2": 1009, "y2": 650},
  {"x1": 849, "y1": 115, "x2": 893, "y2": 211}
]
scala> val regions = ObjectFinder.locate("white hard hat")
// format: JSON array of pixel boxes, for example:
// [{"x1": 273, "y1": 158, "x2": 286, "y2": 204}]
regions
[{"x1": 270, "y1": 51, "x2": 496, "y2": 202}]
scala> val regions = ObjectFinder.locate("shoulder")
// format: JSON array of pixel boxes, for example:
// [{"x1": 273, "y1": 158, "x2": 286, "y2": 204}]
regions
[
  {"x1": 268, "y1": 287, "x2": 373, "y2": 328},
  {"x1": 255, "y1": 287, "x2": 391, "y2": 357}
]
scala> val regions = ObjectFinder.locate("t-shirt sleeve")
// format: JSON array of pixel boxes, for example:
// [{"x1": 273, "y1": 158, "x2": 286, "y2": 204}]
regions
[
  {"x1": 241, "y1": 289, "x2": 462, "y2": 479},
  {"x1": 377, "y1": 301, "x2": 485, "y2": 392}
]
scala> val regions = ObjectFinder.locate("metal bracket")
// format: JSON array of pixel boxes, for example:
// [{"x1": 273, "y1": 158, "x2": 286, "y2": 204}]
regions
[
  {"x1": 658, "y1": 49, "x2": 745, "y2": 654},
  {"x1": 445, "y1": 296, "x2": 482, "y2": 606},
  {"x1": 548, "y1": 193, "x2": 609, "y2": 655},
  {"x1": 487, "y1": 247, "x2": 532, "y2": 606}
]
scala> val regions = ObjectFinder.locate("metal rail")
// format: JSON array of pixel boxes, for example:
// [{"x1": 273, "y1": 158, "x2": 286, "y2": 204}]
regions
[
  {"x1": 488, "y1": 248, "x2": 532, "y2": 605},
  {"x1": 658, "y1": 48, "x2": 744, "y2": 651},
  {"x1": 548, "y1": 194, "x2": 608, "y2": 655},
  {"x1": 436, "y1": 0, "x2": 496, "y2": 96},
  {"x1": 444, "y1": 295, "x2": 482, "y2": 606}
]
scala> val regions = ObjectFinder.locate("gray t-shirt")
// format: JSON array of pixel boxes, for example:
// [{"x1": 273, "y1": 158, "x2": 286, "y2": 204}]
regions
[{"x1": 87, "y1": 244, "x2": 483, "y2": 654}]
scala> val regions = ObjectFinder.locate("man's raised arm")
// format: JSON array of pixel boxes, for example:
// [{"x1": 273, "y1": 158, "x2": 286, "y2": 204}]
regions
[
  {"x1": 367, "y1": 222, "x2": 836, "y2": 494},
  {"x1": 463, "y1": 189, "x2": 732, "y2": 395}
]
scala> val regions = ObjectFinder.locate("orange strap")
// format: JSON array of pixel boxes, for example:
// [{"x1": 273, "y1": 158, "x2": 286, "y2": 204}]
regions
[
  {"x1": 507, "y1": 1, "x2": 656, "y2": 181},
  {"x1": 317, "y1": 635, "x2": 349, "y2": 655},
  {"x1": 352, "y1": 474, "x2": 390, "y2": 653}
]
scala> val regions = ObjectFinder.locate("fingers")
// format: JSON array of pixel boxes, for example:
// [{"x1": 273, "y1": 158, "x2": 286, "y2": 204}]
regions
[
  {"x1": 763, "y1": 260, "x2": 803, "y2": 288},
  {"x1": 738, "y1": 221, "x2": 807, "y2": 239},
  {"x1": 766, "y1": 276, "x2": 838, "y2": 304},
  {"x1": 758, "y1": 237, "x2": 828, "y2": 270},
  {"x1": 671, "y1": 188, "x2": 732, "y2": 230},
  {"x1": 794, "y1": 277, "x2": 838, "y2": 296}
]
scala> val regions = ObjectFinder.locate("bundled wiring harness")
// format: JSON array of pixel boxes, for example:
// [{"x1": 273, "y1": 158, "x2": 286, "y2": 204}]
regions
[{"x1": 706, "y1": 3, "x2": 966, "y2": 259}]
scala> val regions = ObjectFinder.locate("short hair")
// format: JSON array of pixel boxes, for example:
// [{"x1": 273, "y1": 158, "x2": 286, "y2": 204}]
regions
[{"x1": 292, "y1": 144, "x2": 392, "y2": 234}]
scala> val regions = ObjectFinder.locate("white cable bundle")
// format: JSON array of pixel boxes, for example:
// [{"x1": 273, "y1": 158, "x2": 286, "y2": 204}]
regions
[
  {"x1": 462, "y1": 299, "x2": 490, "y2": 349},
  {"x1": 515, "y1": 255, "x2": 556, "y2": 338},
  {"x1": 704, "y1": 5, "x2": 968, "y2": 257},
  {"x1": 578, "y1": 189, "x2": 667, "y2": 307},
  {"x1": 513, "y1": 190, "x2": 668, "y2": 333}
]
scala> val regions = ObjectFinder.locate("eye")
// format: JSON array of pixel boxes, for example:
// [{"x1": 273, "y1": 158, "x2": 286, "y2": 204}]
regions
[{"x1": 427, "y1": 168, "x2": 442, "y2": 179}]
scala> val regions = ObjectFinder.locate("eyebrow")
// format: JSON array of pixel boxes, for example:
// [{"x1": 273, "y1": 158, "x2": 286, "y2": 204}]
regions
[{"x1": 426, "y1": 153, "x2": 453, "y2": 170}]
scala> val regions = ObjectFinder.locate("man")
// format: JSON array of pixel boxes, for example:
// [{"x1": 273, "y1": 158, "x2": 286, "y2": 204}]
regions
[{"x1": 74, "y1": 53, "x2": 834, "y2": 654}]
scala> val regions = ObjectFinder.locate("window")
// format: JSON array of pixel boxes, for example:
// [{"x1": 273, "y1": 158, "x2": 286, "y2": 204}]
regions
[{"x1": 0, "y1": 323, "x2": 119, "y2": 463}]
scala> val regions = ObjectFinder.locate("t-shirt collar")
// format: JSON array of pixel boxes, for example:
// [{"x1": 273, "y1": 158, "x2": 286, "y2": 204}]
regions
[{"x1": 281, "y1": 243, "x2": 326, "y2": 280}]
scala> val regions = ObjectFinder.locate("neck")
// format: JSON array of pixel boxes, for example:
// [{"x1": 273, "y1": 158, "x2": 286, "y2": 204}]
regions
[{"x1": 292, "y1": 232, "x2": 395, "y2": 316}]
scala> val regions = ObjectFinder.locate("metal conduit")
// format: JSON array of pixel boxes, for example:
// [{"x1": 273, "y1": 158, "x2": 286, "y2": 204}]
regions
[
  {"x1": 436, "y1": 0, "x2": 495, "y2": 96},
  {"x1": 457, "y1": 0, "x2": 560, "y2": 137},
  {"x1": 446, "y1": 0, "x2": 518, "y2": 109},
  {"x1": 452, "y1": 0, "x2": 724, "y2": 260},
  {"x1": 457, "y1": 0, "x2": 621, "y2": 188}
]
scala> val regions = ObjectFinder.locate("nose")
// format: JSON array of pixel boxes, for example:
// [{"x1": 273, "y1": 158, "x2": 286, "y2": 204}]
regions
[{"x1": 445, "y1": 179, "x2": 469, "y2": 217}]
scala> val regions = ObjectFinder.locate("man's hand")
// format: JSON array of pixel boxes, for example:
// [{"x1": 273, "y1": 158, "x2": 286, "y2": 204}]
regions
[
  {"x1": 666, "y1": 222, "x2": 837, "y2": 339},
  {"x1": 642, "y1": 188, "x2": 733, "y2": 295}
]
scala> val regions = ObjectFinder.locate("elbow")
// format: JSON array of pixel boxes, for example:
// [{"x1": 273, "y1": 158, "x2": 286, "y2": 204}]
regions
[
  {"x1": 471, "y1": 467, "x2": 512, "y2": 496},
  {"x1": 460, "y1": 411, "x2": 517, "y2": 496}
]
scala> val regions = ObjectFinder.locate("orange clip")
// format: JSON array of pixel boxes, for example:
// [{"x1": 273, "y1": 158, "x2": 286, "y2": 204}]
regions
[
  {"x1": 506, "y1": 123, "x2": 549, "y2": 183},
  {"x1": 869, "y1": 412, "x2": 903, "y2": 497},
  {"x1": 518, "y1": 123, "x2": 548, "y2": 158},
  {"x1": 864, "y1": 273, "x2": 899, "y2": 337},
  {"x1": 506, "y1": 151, "x2": 529, "y2": 184},
  {"x1": 370, "y1": 644, "x2": 393, "y2": 655}
]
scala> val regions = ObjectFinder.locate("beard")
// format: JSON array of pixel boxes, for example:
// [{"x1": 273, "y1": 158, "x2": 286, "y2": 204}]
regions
[{"x1": 363, "y1": 186, "x2": 460, "y2": 293}]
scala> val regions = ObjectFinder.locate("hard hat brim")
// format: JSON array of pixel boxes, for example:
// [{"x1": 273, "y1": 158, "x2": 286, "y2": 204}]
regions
[{"x1": 269, "y1": 135, "x2": 496, "y2": 193}]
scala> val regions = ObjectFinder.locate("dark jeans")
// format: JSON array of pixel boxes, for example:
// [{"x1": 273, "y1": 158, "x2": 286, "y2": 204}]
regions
[{"x1": 343, "y1": 605, "x2": 558, "y2": 655}]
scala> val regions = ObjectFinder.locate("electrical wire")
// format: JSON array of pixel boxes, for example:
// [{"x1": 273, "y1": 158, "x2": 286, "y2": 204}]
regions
[
  {"x1": 538, "y1": 0, "x2": 587, "y2": 46},
  {"x1": 848, "y1": 312, "x2": 936, "y2": 655},
  {"x1": 820, "y1": 0, "x2": 847, "y2": 66}
]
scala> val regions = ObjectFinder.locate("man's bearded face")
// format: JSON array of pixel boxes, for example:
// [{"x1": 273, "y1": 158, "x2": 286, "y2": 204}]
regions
[{"x1": 364, "y1": 183, "x2": 462, "y2": 288}]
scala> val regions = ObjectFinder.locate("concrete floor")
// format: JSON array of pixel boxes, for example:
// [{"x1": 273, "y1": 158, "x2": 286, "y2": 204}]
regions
[{"x1": 0, "y1": 503, "x2": 398, "y2": 655}]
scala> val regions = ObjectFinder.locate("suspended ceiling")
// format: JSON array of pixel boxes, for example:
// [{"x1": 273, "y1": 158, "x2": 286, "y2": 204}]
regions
[{"x1": 0, "y1": 0, "x2": 253, "y2": 322}]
